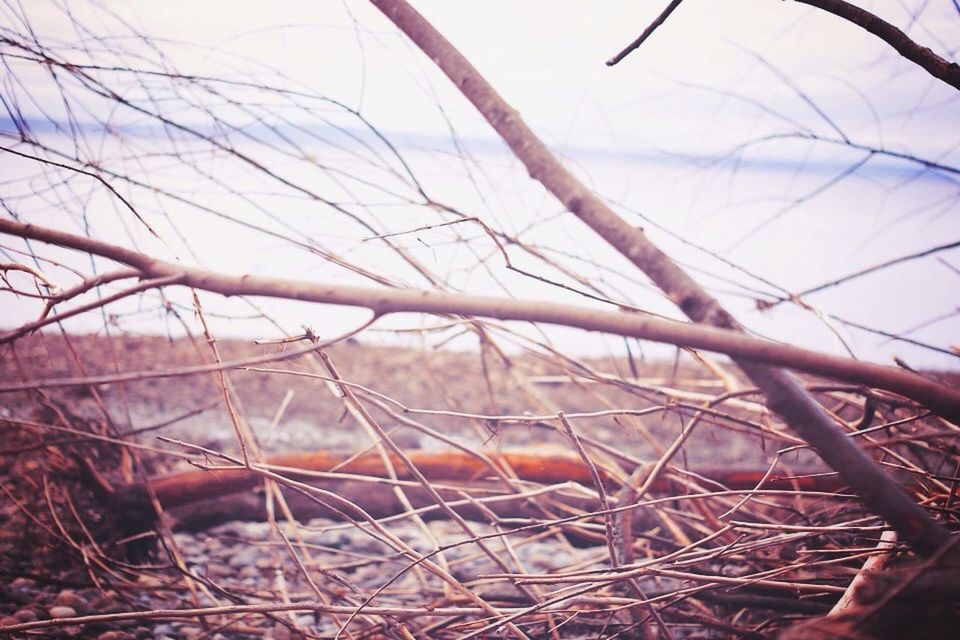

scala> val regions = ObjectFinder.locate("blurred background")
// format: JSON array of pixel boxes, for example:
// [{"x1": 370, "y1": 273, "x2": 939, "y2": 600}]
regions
[{"x1": 2, "y1": 0, "x2": 958, "y2": 368}]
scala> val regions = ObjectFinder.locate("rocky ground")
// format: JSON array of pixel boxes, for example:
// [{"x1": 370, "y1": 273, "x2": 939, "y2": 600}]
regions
[
  {"x1": 0, "y1": 332, "x2": 806, "y2": 468},
  {"x1": 1, "y1": 332, "x2": 856, "y2": 638}
]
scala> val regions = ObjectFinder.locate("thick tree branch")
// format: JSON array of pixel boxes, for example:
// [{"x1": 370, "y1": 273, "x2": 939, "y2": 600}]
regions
[
  {"x1": 2, "y1": 217, "x2": 958, "y2": 418},
  {"x1": 795, "y1": 0, "x2": 960, "y2": 91},
  {"x1": 368, "y1": 0, "x2": 953, "y2": 557}
]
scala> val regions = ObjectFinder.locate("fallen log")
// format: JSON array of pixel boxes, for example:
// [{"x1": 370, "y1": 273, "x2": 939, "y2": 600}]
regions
[
  {"x1": 135, "y1": 449, "x2": 610, "y2": 510},
  {"x1": 110, "y1": 449, "x2": 859, "y2": 538},
  {"x1": 121, "y1": 448, "x2": 856, "y2": 509}
]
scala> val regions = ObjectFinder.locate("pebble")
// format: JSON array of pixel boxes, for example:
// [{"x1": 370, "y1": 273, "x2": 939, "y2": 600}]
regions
[
  {"x1": 54, "y1": 589, "x2": 88, "y2": 614},
  {"x1": 238, "y1": 565, "x2": 260, "y2": 579},
  {"x1": 7, "y1": 584, "x2": 32, "y2": 604},
  {"x1": 136, "y1": 574, "x2": 165, "y2": 587},
  {"x1": 295, "y1": 614, "x2": 317, "y2": 629},
  {"x1": 204, "y1": 562, "x2": 231, "y2": 578},
  {"x1": 91, "y1": 594, "x2": 121, "y2": 612},
  {"x1": 0, "y1": 617, "x2": 19, "y2": 628},
  {"x1": 271, "y1": 623, "x2": 292, "y2": 640},
  {"x1": 11, "y1": 515, "x2": 609, "y2": 638},
  {"x1": 228, "y1": 548, "x2": 258, "y2": 569},
  {"x1": 14, "y1": 608, "x2": 38, "y2": 622},
  {"x1": 48, "y1": 605, "x2": 77, "y2": 619}
]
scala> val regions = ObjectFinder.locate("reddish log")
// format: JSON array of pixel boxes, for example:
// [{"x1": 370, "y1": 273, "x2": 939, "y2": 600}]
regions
[{"x1": 130, "y1": 449, "x2": 851, "y2": 511}]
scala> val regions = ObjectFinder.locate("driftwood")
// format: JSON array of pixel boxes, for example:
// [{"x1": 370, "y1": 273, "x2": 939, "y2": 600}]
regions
[{"x1": 112, "y1": 449, "x2": 855, "y2": 535}]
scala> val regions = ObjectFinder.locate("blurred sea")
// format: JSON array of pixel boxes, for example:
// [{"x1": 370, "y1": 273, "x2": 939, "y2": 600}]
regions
[{"x1": 3, "y1": 124, "x2": 959, "y2": 370}]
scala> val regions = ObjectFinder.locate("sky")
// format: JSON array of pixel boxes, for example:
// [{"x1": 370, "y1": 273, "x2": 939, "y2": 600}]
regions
[
  {"x1": 1, "y1": 0, "x2": 958, "y2": 367},
  {"x1": 9, "y1": 1, "x2": 959, "y2": 146}
]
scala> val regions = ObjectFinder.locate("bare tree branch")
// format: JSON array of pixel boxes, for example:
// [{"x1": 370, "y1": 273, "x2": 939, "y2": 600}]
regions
[
  {"x1": 606, "y1": 0, "x2": 686, "y2": 66},
  {"x1": 3, "y1": 6, "x2": 957, "y2": 636},
  {"x1": 795, "y1": 0, "x2": 960, "y2": 92},
  {"x1": 368, "y1": 0, "x2": 953, "y2": 557},
  {"x1": 796, "y1": 238, "x2": 960, "y2": 299},
  {"x1": 3, "y1": 216, "x2": 959, "y2": 423}
]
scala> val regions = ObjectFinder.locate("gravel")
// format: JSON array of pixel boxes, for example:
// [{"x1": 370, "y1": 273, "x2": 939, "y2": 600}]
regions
[
  {"x1": 1, "y1": 334, "x2": 833, "y2": 637},
  {"x1": 0, "y1": 516, "x2": 661, "y2": 638}
]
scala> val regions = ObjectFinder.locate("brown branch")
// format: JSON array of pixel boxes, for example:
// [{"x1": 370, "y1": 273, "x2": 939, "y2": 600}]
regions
[
  {"x1": 2, "y1": 217, "x2": 959, "y2": 422},
  {"x1": 795, "y1": 0, "x2": 960, "y2": 92},
  {"x1": 368, "y1": 0, "x2": 953, "y2": 557},
  {"x1": 1, "y1": 274, "x2": 184, "y2": 342},
  {"x1": 606, "y1": 0, "x2": 686, "y2": 66},
  {"x1": 40, "y1": 267, "x2": 140, "y2": 319},
  {"x1": 606, "y1": 0, "x2": 960, "y2": 90},
  {"x1": 0, "y1": 145, "x2": 162, "y2": 238},
  {"x1": 0, "y1": 261, "x2": 62, "y2": 295},
  {"x1": 796, "y1": 238, "x2": 960, "y2": 300}
]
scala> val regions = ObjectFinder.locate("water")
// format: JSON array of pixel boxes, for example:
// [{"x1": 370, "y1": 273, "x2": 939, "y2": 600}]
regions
[{"x1": 3, "y1": 128, "x2": 957, "y2": 370}]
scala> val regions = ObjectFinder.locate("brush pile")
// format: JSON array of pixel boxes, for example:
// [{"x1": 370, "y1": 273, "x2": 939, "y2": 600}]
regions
[{"x1": 2, "y1": 334, "x2": 957, "y2": 638}]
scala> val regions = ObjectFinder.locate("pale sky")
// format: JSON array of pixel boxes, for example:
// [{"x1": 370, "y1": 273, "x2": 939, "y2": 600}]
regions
[
  {"x1": 2, "y1": 1, "x2": 959, "y2": 367},
  {"x1": 11, "y1": 1, "x2": 959, "y2": 147}
]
